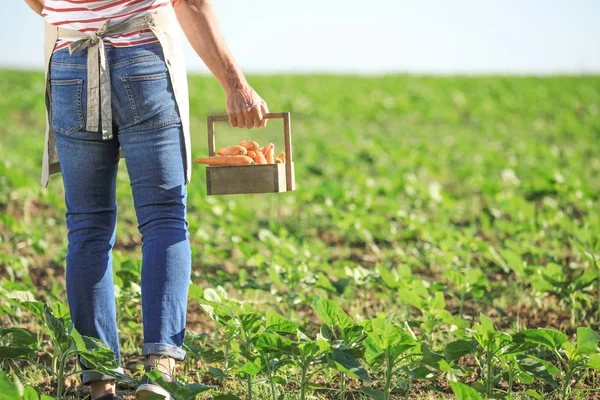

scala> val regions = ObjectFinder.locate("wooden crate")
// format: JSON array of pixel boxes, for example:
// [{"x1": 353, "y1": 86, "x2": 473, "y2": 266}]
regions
[{"x1": 205, "y1": 112, "x2": 296, "y2": 196}]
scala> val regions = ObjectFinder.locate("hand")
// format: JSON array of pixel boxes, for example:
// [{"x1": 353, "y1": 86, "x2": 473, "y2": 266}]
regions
[{"x1": 226, "y1": 85, "x2": 269, "y2": 129}]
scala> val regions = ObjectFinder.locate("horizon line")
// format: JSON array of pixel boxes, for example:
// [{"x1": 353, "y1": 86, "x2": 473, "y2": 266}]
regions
[{"x1": 2, "y1": 66, "x2": 600, "y2": 78}]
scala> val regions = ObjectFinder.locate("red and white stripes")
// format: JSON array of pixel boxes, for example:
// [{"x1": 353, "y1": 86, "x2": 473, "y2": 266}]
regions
[{"x1": 43, "y1": 0, "x2": 171, "y2": 51}]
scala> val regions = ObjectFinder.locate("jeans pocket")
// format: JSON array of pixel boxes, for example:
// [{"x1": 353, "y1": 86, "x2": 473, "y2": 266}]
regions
[
  {"x1": 50, "y1": 79, "x2": 85, "y2": 136},
  {"x1": 121, "y1": 72, "x2": 181, "y2": 129}
]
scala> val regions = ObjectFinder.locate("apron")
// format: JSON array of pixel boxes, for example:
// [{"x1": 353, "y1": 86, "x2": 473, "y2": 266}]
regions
[{"x1": 41, "y1": 5, "x2": 192, "y2": 187}]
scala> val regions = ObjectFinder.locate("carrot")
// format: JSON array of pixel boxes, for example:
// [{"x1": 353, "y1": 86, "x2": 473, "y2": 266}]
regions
[
  {"x1": 217, "y1": 145, "x2": 247, "y2": 156},
  {"x1": 247, "y1": 151, "x2": 256, "y2": 159},
  {"x1": 194, "y1": 155, "x2": 255, "y2": 166},
  {"x1": 254, "y1": 151, "x2": 267, "y2": 164},
  {"x1": 250, "y1": 151, "x2": 262, "y2": 164},
  {"x1": 240, "y1": 140, "x2": 260, "y2": 151},
  {"x1": 258, "y1": 147, "x2": 266, "y2": 156},
  {"x1": 265, "y1": 143, "x2": 275, "y2": 164},
  {"x1": 277, "y1": 151, "x2": 286, "y2": 163},
  {"x1": 275, "y1": 157, "x2": 283, "y2": 163}
]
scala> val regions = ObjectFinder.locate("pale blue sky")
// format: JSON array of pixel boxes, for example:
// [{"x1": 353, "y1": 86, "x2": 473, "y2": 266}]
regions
[{"x1": 2, "y1": 0, "x2": 599, "y2": 74}]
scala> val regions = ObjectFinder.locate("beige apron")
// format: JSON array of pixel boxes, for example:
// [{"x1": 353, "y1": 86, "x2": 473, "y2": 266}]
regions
[{"x1": 41, "y1": 5, "x2": 192, "y2": 187}]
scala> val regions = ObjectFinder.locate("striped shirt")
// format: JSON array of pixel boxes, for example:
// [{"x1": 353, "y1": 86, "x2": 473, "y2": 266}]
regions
[{"x1": 42, "y1": 0, "x2": 171, "y2": 51}]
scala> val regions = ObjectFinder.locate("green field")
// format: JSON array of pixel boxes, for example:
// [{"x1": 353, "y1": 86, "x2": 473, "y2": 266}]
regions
[{"x1": 1, "y1": 71, "x2": 600, "y2": 400}]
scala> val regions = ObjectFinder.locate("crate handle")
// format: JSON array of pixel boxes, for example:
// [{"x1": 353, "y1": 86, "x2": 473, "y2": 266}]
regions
[{"x1": 207, "y1": 112, "x2": 293, "y2": 191}]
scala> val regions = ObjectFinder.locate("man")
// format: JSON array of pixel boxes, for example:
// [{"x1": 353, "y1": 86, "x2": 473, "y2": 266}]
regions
[{"x1": 24, "y1": 0, "x2": 268, "y2": 398}]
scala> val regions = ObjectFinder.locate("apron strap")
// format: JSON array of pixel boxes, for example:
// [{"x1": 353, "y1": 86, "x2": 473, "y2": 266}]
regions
[{"x1": 57, "y1": 13, "x2": 155, "y2": 139}]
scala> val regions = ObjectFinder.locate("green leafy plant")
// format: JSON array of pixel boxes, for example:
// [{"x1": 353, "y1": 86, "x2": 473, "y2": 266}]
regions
[
  {"x1": 451, "y1": 381, "x2": 484, "y2": 400},
  {"x1": 533, "y1": 263, "x2": 596, "y2": 327},
  {"x1": 397, "y1": 279, "x2": 456, "y2": 344},
  {"x1": 292, "y1": 333, "x2": 330, "y2": 400},
  {"x1": 570, "y1": 225, "x2": 600, "y2": 321},
  {"x1": 445, "y1": 267, "x2": 489, "y2": 318},
  {"x1": 2, "y1": 293, "x2": 131, "y2": 400},
  {"x1": 0, "y1": 369, "x2": 56, "y2": 400},
  {"x1": 465, "y1": 314, "x2": 511, "y2": 398},
  {"x1": 254, "y1": 312, "x2": 299, "y2": 400},
  {"x1": 361, "y1": 316, "x2": 419, "y2": 400},
  {"x1": 198, "y1": 289, "x2": 259, "y2": 399},
  {"x1": 0, "y1": 327, "x2": 38, "y2": 360},
  {"x1": 311, "y1": 296, "x2": 370, "y2": 398},
  {"x1": 144, "y1": 369, "x2": 214, "y2": 400},
  {"x1": 514, "y1": 327, "x2": 600, "y2": 400},
  {"x1": 43, "y1": 305, "x2": 131, "y2": 400}
]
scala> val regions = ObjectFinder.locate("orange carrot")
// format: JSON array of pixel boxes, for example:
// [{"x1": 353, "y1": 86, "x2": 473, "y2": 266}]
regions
[
  {"x1": 250, "y1": 151, "x2": 262, "y2": 164},
  {"x1": 254, "y1": 151, "x2": 267, "y2": 164},
  {"x1": 258, "y1": 147, "x2": 266, "y2": 156},
  {"x1": 217, "y1": 145, "x2": 247, "y2": 156},
  {"x1": 240, "y1": 140, "x2": 260, "y2": 151},
  {"x1": 277, "y1": 151, "x2": 286, "y2": 163},
  {"x1": 265, "y1": 143, "x2": 275, "y2": 164},
  {"x1": 247, "y1": 151, "x2": 256, "y2": 159},
  {"x1": 194, "y1": 155, "x2": 254, "y2": 166},
  {"x1": 275, "y1": 157, "x2": 283, "y2": 163}
]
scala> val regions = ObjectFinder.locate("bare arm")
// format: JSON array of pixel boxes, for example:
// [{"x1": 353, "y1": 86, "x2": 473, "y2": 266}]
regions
[
  {"x1": 172, "y1": 0, "x2": 268, "y2": 129},
  {"x1": 24, "y1": 0, "x2": 44, "y2": 16}
]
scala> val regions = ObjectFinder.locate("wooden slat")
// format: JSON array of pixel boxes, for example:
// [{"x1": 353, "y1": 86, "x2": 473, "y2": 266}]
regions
[
  {"x1": 283, "y1": 112, "x2": 294, "y2": 191},
  {"x1": 206, "y1": 164, "x2": 290, "y2": 195},
  {"x1": 207, "y1": 116, "x2": 216, "y2": 157},
  {"x1": 206, "y1": 172, "x2": 212, "y2": 194},
  {"x1": 211, "y1": 112, "x2": 288, "y2": 123}
]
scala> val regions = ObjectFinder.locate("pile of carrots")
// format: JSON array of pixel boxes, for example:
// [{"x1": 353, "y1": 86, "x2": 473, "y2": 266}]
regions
[{"x1": 194, "y1": 140, "x2": 286, "y2": 166}]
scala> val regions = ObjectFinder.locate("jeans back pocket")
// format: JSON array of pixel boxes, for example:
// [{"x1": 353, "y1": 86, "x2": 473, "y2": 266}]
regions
[
  {"x1": 50, "y1": 79, "x2": 85, "y2": 136},
  {"x1": 121, "y1": 72, "x2": 181, "y2": 129}
]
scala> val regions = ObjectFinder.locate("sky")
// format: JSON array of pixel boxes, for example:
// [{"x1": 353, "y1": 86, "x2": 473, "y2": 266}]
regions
[{"x1": 2, "y1": 0, "x2": 600, "y2": 75}]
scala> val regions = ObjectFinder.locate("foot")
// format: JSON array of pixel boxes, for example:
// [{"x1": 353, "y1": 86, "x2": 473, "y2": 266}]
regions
[
  {"x1": 135, "y1": 356, "x2": 175, "y2": 399},
  {"x1": 90, "y1": 380, "x2": 120, "y2": 400},
  {"x1": 92, "y1": 394, "x2": 123, "y2": 400}
]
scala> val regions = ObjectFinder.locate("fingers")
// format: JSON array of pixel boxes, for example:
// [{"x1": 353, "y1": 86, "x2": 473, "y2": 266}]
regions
[
  {"x1": 226, "y1": 88, "x2": 269, "y2": 129},
  {"x1": 260, "y1": 101, "x2": 269, "y2": 128},
  {"x1": 243, "y1": 108, "x2": 254, "y2": 129},
  {"x1": 252, "y1": 104, "x2": 263, "y2": 128},
  {"x1": 229, "y1": 109, "x2": 253, "y2": 129},
  {"x1": 229, "y1": 104, "x2": 269, "y2": 129},
  {"x1": 229, "y1": 113, "x2": 238, "y2": 128},
  {"x1": 243, "y1": 104, "x2": 266, "y2": 129},
  {"x1": 236, "y1": 110, "x2": 245, "y2": 128}
]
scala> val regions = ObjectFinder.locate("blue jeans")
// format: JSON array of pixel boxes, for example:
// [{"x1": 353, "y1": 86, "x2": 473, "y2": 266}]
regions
[{"x1": 49, "y1": 42, "x2": 191, "y2": 384}]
